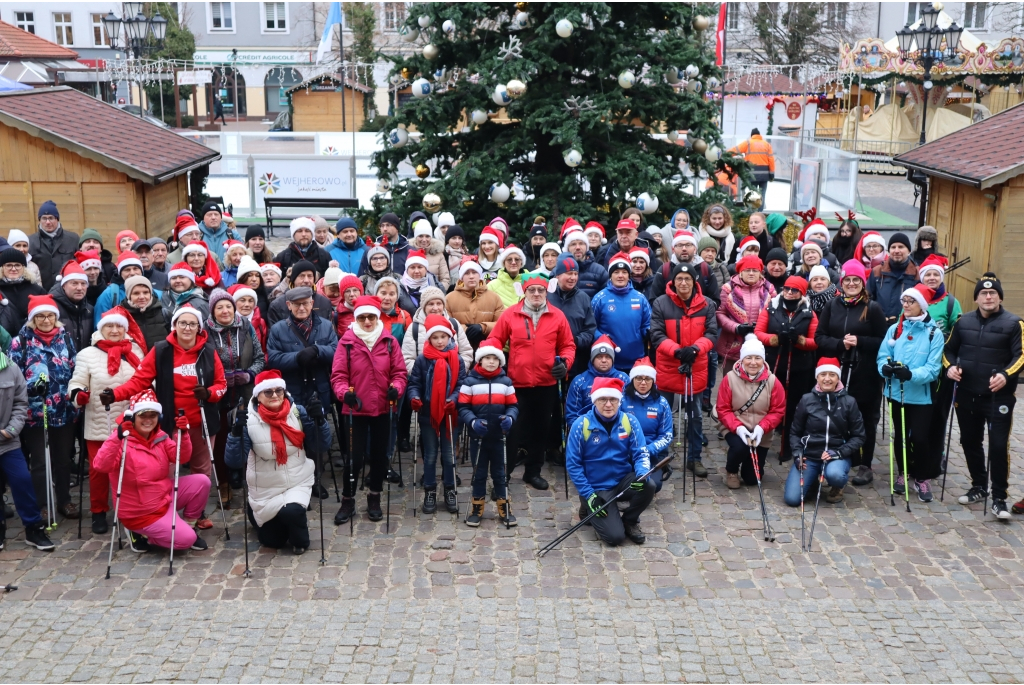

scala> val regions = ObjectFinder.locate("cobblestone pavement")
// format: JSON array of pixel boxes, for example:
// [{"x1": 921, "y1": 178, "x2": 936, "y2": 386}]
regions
[{"x1": 2, "y1": 385, "x2": 1024, "y2": 682}]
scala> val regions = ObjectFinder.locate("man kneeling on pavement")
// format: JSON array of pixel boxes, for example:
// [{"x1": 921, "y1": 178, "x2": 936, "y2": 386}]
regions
[{"x1": 566, "y1": 377, "x2": 654, "y2": 546}]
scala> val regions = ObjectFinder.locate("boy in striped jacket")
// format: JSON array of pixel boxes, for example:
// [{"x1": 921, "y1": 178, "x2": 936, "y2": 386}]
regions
[{"x1": 457, "y1": 339, "x2": 519, "y2": 527}]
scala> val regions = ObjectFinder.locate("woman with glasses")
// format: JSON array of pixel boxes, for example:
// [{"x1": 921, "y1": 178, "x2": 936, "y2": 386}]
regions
[
  {"x1": 0, "y1": 247, "x2": 46, "y2": 338},
  {"x1": 8, "y1": 294, "x2": 79, "y2": 521},
  {"x1": 813, "y1": 260, "x2": 888, "y2": 487},
  {"x1": 487, "y1": 245, "x2": 529, "y2": 307}
]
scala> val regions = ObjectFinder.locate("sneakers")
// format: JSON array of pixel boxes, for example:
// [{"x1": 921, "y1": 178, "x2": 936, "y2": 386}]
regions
[
  {"x1": 958, "y1": 486, "x2": 988, "y2": 505},
  {"x1": 661, "y1": 466, "x2": 672, "y2": 481},
  {"x1": 128, "y1": 531, "x2": 149, "y2": 553},
  {"x1": 466, "y1": 498, "x2": 486, "y2": 527},
  {"x1": 624, "y1": 523, "x2": 646, "y2": 544},
  {"x1": 915, "y1": 479, "x2": 933, "y2": 503},
  {"x1": 725, "y1": 472, "x2": 741, "y2": 489},
  {"x1": 893, "y1": 474, "x2": 905, "y2": 495},
  {"x1": 496, "y1": 498, "x2": 517, "y2": 527},
  {"x1": 825, "y1": 486, "x2": 844, "y2": 504},
  {"x1": 1012, "y1": 498, "x2": 1024, "y2": 515},
  {"x1": 24, "y1": 523, "x2": 55, "y2": 551},
  {"x1": 196, "y1": 516, "x2": 213, "y2": 530},
  {"x1": 422, "y1": 487, "x2": 437, "y2": 515},
  {"x1": 91, "y1": 512, "x2": 108, "y2": 535},
  {"x1": 688, "y1": 460, "x2": 708, "y2": 478},
  {"x1": 992, "y1": 499, "x2": 1011, "y2": 521},
  {"x1": 443, "y1": 486, "x2": 458, "y2": 514},
  {"x1": 366, "y1": 493, "x2": 383, "y2": 522},
  {"x1": 333, "y1": 497, "x2": 356, "y2": 524},
  {"x1": 190, "y1": 536, "x2": 208, "y2": 551},
  {"x1": 292, "y1": 545, "x2": 307, "y2": 555},
  {"x1": 850, "y1": 465, "x2": 874, "y2": 486}
]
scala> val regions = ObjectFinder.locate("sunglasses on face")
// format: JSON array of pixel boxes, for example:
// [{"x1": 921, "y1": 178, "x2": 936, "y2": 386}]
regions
[{"x1": 261, "y1": 388, "x2": 286, "y2": 397}]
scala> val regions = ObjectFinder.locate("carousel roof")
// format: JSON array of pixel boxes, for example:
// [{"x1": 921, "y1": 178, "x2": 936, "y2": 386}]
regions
[{"x1": 893, "y1": 102, "x2": 1024, "y2": 188}]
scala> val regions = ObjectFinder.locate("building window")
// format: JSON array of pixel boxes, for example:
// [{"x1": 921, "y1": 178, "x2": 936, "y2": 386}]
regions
[
  {"x1": 907, "y1": 2, "x2": 925, "y2": 24},
  {"x1": 263, "y1": 2, "x2": 286, "y2": 31},
  {"x1": 963, "y1": 2, "x2": 988, "y2": 29},
  {"x1": 91, "y1": 13, "x2": 111, "y2": 46},
  {"x1": 824, "y1": 3, "x2": 848, "y2": 29},
  {"x1": 15, "y1": 11, "x2": 34, "y2": 34},
  {"x1": 53, "y1": 12, "x2": 73, "y2": 46},
  {"x1": 726, "y1": 3, "x2": 740, "y2": 31},
  {"x1": 381, "y1": 2, "x2": 406, "y2": 32},
  {"x1": 210, "y1": 2, "x2": 234, "y2": 31}
]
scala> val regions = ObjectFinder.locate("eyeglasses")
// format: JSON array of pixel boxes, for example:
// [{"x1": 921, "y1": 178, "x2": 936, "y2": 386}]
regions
[
  {"x1": 504, "y1": 257, "x2": 522, "y2": 264},
  {"x1": 356, "y1": 314, "x2": 378, "y2": 322},
  {"x1": 782, "y1": 287, "x2": 802, "y2": 294},
  {"x1": 260, "y1": 388, "x2": 286, "y2": 397},
  {"x1": 34, "y1": 313, "x2": 57, "y2": 321},
  {"x1": 175, "y1": 321, "x2": 199, "y2": 330},
  {"x1": 3, "y1": 263, "x2": 23, "y2": 269},
  {"x1": 289, "y1": 301, "x2": 313, "y2": 309}
]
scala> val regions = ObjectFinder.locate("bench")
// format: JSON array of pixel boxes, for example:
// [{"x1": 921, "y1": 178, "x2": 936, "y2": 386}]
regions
[{"x1": 264, "y1": 198, "x2": 359, "y2": 238}]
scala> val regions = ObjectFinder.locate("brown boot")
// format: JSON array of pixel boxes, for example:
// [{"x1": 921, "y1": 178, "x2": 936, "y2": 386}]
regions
[
  {"x1": 219, "y1": 482, "x2": 232, "y2": 509},
  {"x1": 725, "y1": 472, "x2": 741, "y2": 489},
  {"x1": 466, "y1": 497, "x2": 486, "y2": 527},
  {"x1": 496, "y1": 498, "x2": 517, "y2": 527}
]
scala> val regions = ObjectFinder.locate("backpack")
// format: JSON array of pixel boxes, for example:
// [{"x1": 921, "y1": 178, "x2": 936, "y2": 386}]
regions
[
  {"x1": 410, "y1": 316, "x2": 461, "y2": 349},
  {"x1": 580, "y1": 413, "x2": 631, "y2": 441}
]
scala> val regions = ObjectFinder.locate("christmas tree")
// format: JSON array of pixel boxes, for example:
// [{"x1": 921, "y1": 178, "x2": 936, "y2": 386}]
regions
[{"x1": 367, "y1": 2, "x2": 743, "y2": 241}]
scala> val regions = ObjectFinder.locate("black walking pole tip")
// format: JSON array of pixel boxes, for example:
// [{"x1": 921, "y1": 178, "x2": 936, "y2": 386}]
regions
[{"x1": 3, "y1": 584, "x2": 17, "y2": 592}]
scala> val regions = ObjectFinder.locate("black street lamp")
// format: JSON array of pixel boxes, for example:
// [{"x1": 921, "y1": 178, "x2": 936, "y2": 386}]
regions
[
  {"x1": 103, "y1": 3, "x2": 168, "y2": 118},
  {"x1": 894, "y1": 3, "x2": 962, "y2": 226}
]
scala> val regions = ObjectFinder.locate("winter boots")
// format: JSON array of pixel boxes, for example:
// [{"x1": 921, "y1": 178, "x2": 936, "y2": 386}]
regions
[
  {"x1": 496, "y1": 498, "x2": 517, "y2": 527},
  {"x1": 334, "y1": 497, "x2": 356, "y2": 525},
  {"x1": 466, "y1": 498, "x2": 486, "y2": 527},
  {"x1": 443, "y1": 486, "x2": 458, "y2": 514},
  {"x1": 367, "y1": 493, "x2": 383, "y2": 522},
  {"x1": 92, "y1": 512, "x2": 108, "y2": 535}
]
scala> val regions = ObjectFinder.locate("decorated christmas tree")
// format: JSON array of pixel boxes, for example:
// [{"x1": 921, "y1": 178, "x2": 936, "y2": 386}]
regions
[{"x1": 367, "y1": 2, "x2": 744, "y2": 241}]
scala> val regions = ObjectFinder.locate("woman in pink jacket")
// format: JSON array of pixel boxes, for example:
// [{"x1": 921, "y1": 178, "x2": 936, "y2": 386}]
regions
[
  {"x1": 330, "y1": 295, "x2": 407, "y2": 525},
  {"x1": 93, "y1": 389, "x2": 208, "y2": 553},
  {"x1": 716, "y1": 255, "x2": 776, "y2": 369}
]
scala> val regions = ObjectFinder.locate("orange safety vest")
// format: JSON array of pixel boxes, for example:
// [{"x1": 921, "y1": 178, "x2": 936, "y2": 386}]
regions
[
  {"x1": 705, "y1": 171, "x2": 738, "y2": 197},
  {"x1": 729, "y1": 135, "x2": 775, "y2": 172}
]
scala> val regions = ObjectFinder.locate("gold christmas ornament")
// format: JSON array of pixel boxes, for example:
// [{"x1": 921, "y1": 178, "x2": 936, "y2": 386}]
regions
[
  {"x1": 462, "y1": 198, "x2": 474, "y2": 207},
  {"x1": 516, "y1": 2, "x2": 528, "y2": 10},
  {"x1": 692, "y1": 15, "x2": 710, "y2": 31},
  {"x1": 415, "y1": 164, "x2": 430, "y2": 178},
  {"x1": 401, "y1": 67, "x2": 414, "y2": 80},
  {"x1": 691, "y1": 138, "x2": 708, "y2": 155},
  {"x1": 422, "y1": 193, "x2": 442, "y2": 212}
]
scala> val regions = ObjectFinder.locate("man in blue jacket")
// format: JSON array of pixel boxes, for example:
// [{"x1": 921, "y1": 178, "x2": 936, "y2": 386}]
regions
[
  {"x1": 591, "y1": 252, "x2": 652, "y2": 372},
  {"x1": 266, "y1": 287, "x2": 339, "y2": 412},
  {"x1": 565, "y1": 335, "x2": 629, "y2": 427},
  {"x1": 198, "y1": 200, "x2": 239, "y2": 265},
  {"x1": 868, "y1": 233, "x2": 919, "y2": 324},
  {"x1": 328, "y1": 217, "x2": 367, "y2": 274},
  {"x1": 566, "y1": 377, "x2": 653, "y2": 545}
]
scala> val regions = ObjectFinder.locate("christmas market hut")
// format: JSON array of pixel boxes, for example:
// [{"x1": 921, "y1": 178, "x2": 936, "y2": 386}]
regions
[
  {"x1": 286, "y1": 71, "x2": 373, "y2": 132},
  {"x1": 0, "y1": 86, "x2": 218, "y2": 244},
  {"x1": 893, "y1": 102, "x2": 1024, "y2": 313}
]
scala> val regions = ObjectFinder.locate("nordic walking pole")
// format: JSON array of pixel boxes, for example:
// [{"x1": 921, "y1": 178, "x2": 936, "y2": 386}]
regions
[
  {"x1": 77, "y1": 402, "x2": 93, "y2": 538},
  {"x1": 807, "y1": 402, "x2": 832, "y2": 552},
  {"x1": 749, "y1": 443, "x2": 774, "y2": 542},
  {"x1": 448, "y1": 415, "x2": 459, "y2": 516},
  {"x1": 539, "y1": 455, "x2": 673, "y2": 557},
  {"x1": 779, "y1": 342, "x2": 793, "y2": 463},
  {"x1": 798, "y1": 436, "x2": 809, "y2": 551},
  {"x1": 312, "y1": 399, "x2": 326, "y2": 565},
  {"x1": 169, "y1": 410, "x2": 185, "y2": 576},
  {"x1": 556, "y1": 358, "x2": 569, "y2": 500},
  {"x1": 35, "y1": 375, "x2": 57, "y2": 532},
  {"x1": 347, "y1": 406, "x2": 355, "y2": 537},
  {"x1": 502, "y1": 433, "x2": 510, "y2": 530},
  {"x1": 983, "y1": 369, "x2": 997, "y2": 519},
  {"x1": 196, "y1": 367, "x2": 229, "y2": 540},
  {"x1": 385, "y1": 399, "x2": 401, "y2": 535},
  {"x1": 898, "y1": 375, "x2": 910, "y2": 513},
  {"x1": 686, "y1": 371, "x2": 696, "y2": 505},
  {"x1": 329, "y1": 405, "x2": 344, "y2": 502},
  {"x1": 105, "y1": 420, "x2": 130, "y2": 579},
  {"x1": 886, "y1": 372, "x2": 895, "y2": 507},
  {"x1": 940, "y1": 362, "x2": 959, "y2": 502}
]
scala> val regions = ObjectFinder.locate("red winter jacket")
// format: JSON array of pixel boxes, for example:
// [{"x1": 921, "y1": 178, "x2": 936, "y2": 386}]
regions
[
  {"x1": 650, "y1": 283, "x2": 720, "y2": 395},
  {"x1": 335, "y1": 302, "x2": 355, "y2": 338},
  {"x1": 715, "y1": 361, "x2": 786, "y2": 434},
  {"x1": 331, "y1": 327, "x2": 407, "y2": 417},
  {"x1": 113, "y1": 331, "x2": 227, "y2": 429},
  {"x1": 93, "y1": 427, "x2": 194, "y2": 530},
  {"x1": 489, "y1": 301, "x2": 576, "y2": 388}
]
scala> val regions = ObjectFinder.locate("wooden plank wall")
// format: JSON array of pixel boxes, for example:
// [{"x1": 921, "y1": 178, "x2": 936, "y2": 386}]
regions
[
  {"x1": 291, "y1": 89, "x2": 366, "y2": 132},
  {"x1": 996, "y1": 179, "x2": 1024, "y2": 314},
  {"x1": 143, "y1": 176, "x2": 187, "y2": 240}
]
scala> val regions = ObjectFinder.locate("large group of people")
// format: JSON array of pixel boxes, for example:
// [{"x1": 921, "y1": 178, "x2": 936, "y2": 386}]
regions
[{"x1": 0, "y1": 198, "x2": 1020, "y2": 562}]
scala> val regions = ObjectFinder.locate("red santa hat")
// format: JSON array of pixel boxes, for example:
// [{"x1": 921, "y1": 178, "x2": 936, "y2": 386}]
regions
[
  {"x1": 260, "y1": 262, "x2": 282, "y2": 277},
  {"x1": 559, "y1": 217, "x2": 583, "y2": 239},
  {"x1": 901, "y1": 283, "x2": 930, "y2": 311},
  {"x1": 918, "y1": 254, "x2": 948, "y2": 280},
  {"x1": 168, "y1": 261, "x2": 196, "y2": 283},
  {"x1": 75, "y1": 250, "x2": 102, "y2": 272},
  {"x1": 590, "y1": 376, "x2": 624, "y2": 402},
  {"x1": 405, "y1": 249, "x2": 429, "y2": 270},
  {"x1": 181, "y1": 241, "x2": 209, "y2": 258},
  {"x1": 583, "y1": 221, "x2": 607, "y2": 244},
  {"x1": 478, "y1": 226, "x2": 505, "y2": 249},
  {"x1": 562, "y1": 227, "x2": 587, "y2": 250},
  {"x1": 353, "y1": 295, "x2": 383, "y2": 319},
  {"x1": 423, "y1": 313, "x2": 454, "y2": 340},
  {"x1": 174, "y1": 215, "x2": 201, "y2": 242},
  {"x1": 182, "y1": 241, "x2": 221, "y2": 287},
  {"x1": 815, "y1": 357, "x2": 842, "y2": 378},
  {"x1": 253, "y1": 369, "x2": 288, "y2": 397},
  {"x1": 474, "y1": 338, "x2": 506, "y2": 366},
  {"x1": 27, "y1": 294, "x2": 59, "y2": 321},
  {"x1": 97, "y1": 306, "x2": 129, "y2": 330},
  {"x1": 127, "y1": 389, "x2": 162, "y2": 417},
  {"x1": 629, "y1": 247, "x2": 650, "y2": 265},
  {"x1": 499, "y1": 244, "x2": 526, "y2": 267},
  {"x1": 227, "y1": 283, "x2": 258, "y2": 303},
  {"x1": 629, "y1": 356, "x2": 657, "y2": 381},
  {"x1": 115, "y1": 250, "x2": 143, "y2": 273},
  {"x1": 222, "y1": 239, "x2": 246, "y2": 256},
  {"x1": 607, "y1": 252, "x2": 631, "y2": 272},
  {"x1": 57, "y1": 259, "x2": 88, "y2": 285},
  {"x1": 672, "y1": 230, "x2": 698, "y2": 248},
  {"x1": 591, "y1": 334, "x2": 620, "y2": 360},
  {"x1": 459, "y1": 258, "x2": 483, "y2": 279},
  {"x1": 737, "y1": 235, "x2": 760, "y2": 253}
]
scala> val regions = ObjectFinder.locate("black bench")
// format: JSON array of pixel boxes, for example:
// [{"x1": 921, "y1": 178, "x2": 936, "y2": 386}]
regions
[{"x1": 264, "y1": 198, "x2": 359, "y2": 238}]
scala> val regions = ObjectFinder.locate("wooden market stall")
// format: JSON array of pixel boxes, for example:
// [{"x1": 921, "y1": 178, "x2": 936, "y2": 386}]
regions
[
  {"x1": 287, "y1": 73, "x2": 373, "y2": 132},
  {"x1": 0, "y1": 87, "x2": 219, "y2": 244},
  {"x1": 894, "y1": 102, "x2": 1024, "y2": 313}
]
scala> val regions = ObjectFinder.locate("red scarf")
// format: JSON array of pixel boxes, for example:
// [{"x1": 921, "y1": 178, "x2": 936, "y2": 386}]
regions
[
  {"x1": 96, "y1": 339, "x2": 141, "y2": 376},
  {"x1": 32, "y1": 327, "x2": 60, "y2": 345},
  {"x1": 473, "y1": 363, "x2": 502, "y2": 379},
  {"x1": 257, "y1": 399, "x2": 306, "y2": 466},
  {"x1": 424, "y1": 342, "x2": 459, "y2": 432}
]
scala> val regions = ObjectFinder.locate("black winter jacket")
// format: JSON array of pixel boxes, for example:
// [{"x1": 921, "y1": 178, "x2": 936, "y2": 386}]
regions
[
  {"x1": 121, "y1": 297, "x2": 169, "y2": 351},
  {"x1": 789, "y1": 387, "x2": 866, "y2": 461},
  {"x1": 759, "y1": 294, "x2": 817, "y2": 374},
  {"x1": 0, "y1": 278, "x2": 46, "y2": 337},
  {"x1": 29, "y1": 227, "x2": 79, "y2": 290},
  {"x1": 273, "y1": 242, "x2": 334, "y2": 278},
  {"x1": 650, "y1": 259, "x2": 721, "y2": 306},
  {"x1": 547, "y1": 285, "x2": 597, "y2": 377},
  {"x1": 943, "y1": 307, "x2": 1024, "y2": 399},
  {"x1": 49, "y1": 283, "x2": 94, "y2": 355},
  {"x1": 575, "y1": 251, "x2": 608, "y2": 300},
  {"x1": 814, "y1": 296, "x2": 888, "y2": 403}
]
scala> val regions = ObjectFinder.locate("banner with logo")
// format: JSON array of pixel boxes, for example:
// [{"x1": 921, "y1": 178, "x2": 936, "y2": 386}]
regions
[{"x1": 252, "y1": 157, "x2": 351, "y2": 207}]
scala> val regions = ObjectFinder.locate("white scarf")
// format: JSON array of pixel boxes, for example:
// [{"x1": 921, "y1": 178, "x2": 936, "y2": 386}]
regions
[{"x1": 349, "y1": 319, "x2": 384, "y2": 349}]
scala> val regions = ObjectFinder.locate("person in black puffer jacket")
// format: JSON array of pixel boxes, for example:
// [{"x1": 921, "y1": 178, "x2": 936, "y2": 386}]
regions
[
  {"x1": 813, "y1": 259, "x2": 887, "y2": 486},
  {"x1": 49, "y1": 261, "x2": 94, "y2": 356},
  {"x1": 0, "y1": 248, "x2": 46, "y2": 337},
  {"x1": 120, "y1": 275, "x2": 168, "y2": 351}
]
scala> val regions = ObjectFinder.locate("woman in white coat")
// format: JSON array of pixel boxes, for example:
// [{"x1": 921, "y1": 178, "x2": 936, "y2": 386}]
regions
[
  {"x1": 224, "y1": 369, "x2": 330, "y2": 555},
  {"x1": 68, "y1": 306, "x2": 145, "y2": 535}
]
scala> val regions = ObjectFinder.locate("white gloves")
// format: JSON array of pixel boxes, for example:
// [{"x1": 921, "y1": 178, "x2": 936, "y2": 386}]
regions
[
  {"x1": 736, "y1": 426, "x2": 753, "y2": 444},
  {"x1": 751, "y1": 425, "x2": 765, "y2": 447}
]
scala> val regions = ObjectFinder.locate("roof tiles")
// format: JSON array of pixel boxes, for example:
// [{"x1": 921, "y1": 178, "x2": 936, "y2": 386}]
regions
[{"x1": 0, "y1": 20, "x2": 78, "y2": 60}]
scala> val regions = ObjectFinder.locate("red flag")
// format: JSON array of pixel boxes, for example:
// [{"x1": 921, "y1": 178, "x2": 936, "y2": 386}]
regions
[{"x1": 715, "y1": 3, "x2": 728, "y2": 66}]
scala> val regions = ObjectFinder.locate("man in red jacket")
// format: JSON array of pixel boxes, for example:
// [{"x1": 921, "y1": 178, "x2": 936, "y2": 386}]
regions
[
  {"x1": 100, "y1": 304, "x2": 226, "y2": 528},
  {"x1": 490, "y1": 274, "x2": 575, "y2": 489}
]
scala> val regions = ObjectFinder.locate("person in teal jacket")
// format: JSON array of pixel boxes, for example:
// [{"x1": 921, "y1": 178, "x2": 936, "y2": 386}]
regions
[
  {"x1": 591, "y1": 252, "x2": 652, "y2": 372},
  {"x1": 876, "y1": 284, "x2": 944, "y2": 502},
  {"x1": 328, "y1": 218, "x2": 367, "y2": 274}
]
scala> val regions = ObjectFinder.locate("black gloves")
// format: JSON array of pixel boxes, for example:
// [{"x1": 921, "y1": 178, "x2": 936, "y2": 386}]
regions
[
  {"x1": 307, "y1": 396, "x2": 326, "y2": 425},
  {"x1": 386, "y1": 386, "x2": 399, "y2": 402},
  {"x1": 892, "y1": 365, "x2": 913, "y2": 381},
  {"x1": 99, "y1": 388, "x2": 116, "y2": 407},
  {"x1": 343, "y1": 390, "x2": 360, "y2": 409},
  {"x1": 735, "y1": 323, "x2": 755, "y2": 337},
  {"x1": 768, "y1": 173, "x2": 775, "y2": 182},
  {"x1": 464, "y1": 323, "x2": 484, "y2": 346},
  {"x1": 231, "y1": 409, "x2": 246, "y2": 438},
  {"x1": 881, "y1": 362, "x2": 894, "y2": 378},
  {"x1": 676, "y1": 346, "x2": 698, "y2": 364},
  {"x1": 297, "y1": 347, "x2": 318, "y2": 365},
  {"x1": 551, "y1": 360, "x2": 567, "y2": 380},
  {"x1": 27, "y1": 378, "x2": 47, "y2": 398},
  {"x1": 192, "y1": 385, "x2": 211, "y2": 402}
]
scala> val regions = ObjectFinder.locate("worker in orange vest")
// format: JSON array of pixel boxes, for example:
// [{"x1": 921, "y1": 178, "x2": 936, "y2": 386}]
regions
[
  {"x1": 729, "y1": 128, "x2": 775, "y2": 196},
  {"x1": 704, "y1": 161, "x2": 739, "y2": 199}
]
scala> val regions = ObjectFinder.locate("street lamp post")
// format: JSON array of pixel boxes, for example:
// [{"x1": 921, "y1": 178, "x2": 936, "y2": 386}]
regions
[
  {"x1": 103, "y1": 4, "x2": 168, "y2": 118},
  {"x1": 895, "y1": 3, "x2": 962, "y2": 227}
]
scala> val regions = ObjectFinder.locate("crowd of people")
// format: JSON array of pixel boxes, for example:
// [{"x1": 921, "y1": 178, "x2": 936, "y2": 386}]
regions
[{"x1": 0, "y1": 198, "x2": 1020, "y2": 561}]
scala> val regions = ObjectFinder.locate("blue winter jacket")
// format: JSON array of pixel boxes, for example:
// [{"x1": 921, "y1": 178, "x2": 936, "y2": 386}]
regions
[
  {"x1": 266, "y1": 313, "x2": 339, "y2": 409},
  {"x1": 328, "y1": 237, "x2": 367, "y2": 275},
  {"x1": 591, "y1": 283, "x2": 652, "y2": 371},
  {"x1": 8, "y1": 325, "x2": 78, "y2": 427},
  {"x1": 94, "y1": 281, "x2": 163, "y2": 327},
  {"x1": 225, "y1": 399, "x2": 331, "y2": 470},
  {"x1": 576, "y1": 250, "x2": 608, "y2": 299},
  {"x1": 566, "y1": 408, "x2": 650, "y2": 499},
  {"x1": 221, "y1": 266, "x2": 238, "y2": 288},
  {"x1": 868, "y1": 259, "x2": 919, "y2": 320},
  {"x1": 407, "y1": 339, "x2": 468, "y2": 410},
  {"x1": 620, "y1": 390, "x2": 673, "y2": 459},
  {"x1": 200, "y1": 220, "x2": 238, "y2": 264},
  {"x1": 565, "y1": 362, "x2": 629, "y2": 427},
  {"x1": 456, "y1": 367, "x2": 519, "y2": 439},
  {"x1": 547, "y1": 285, "x2": 596, "y2": 377},
  {"x1": 876, "y1": 314, "x2": 944, "y2": 405}
]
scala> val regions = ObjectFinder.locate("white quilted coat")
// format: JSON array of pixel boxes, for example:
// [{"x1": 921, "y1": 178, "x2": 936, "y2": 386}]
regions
[
  {"x1": 245, "y1": 404, "x2": 314, "y2": 526},
  {"x1": 68, "y1": 331, "x2": 145, "y2": 441}
]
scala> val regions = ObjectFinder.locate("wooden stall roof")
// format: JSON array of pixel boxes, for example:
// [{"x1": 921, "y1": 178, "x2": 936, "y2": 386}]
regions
[
  {"x1": 0, "y1": 20, "x2": 78, "y2": 60},
  {"x1": 285, "y1": 73, "x2": 373, "y2": 97},
  {"x1": 0, "y1": 87, "x2": 219, "y2": 184},
  {"x1": 722, "y1": 72, "x2": 806, "y2": 95},
  {"x1": 894, "y1": 102, "x2": 1024, "y2": 188}
]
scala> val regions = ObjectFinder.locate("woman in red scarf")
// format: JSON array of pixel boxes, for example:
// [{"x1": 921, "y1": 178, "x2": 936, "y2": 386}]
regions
[
  {"x1": 407, "y1": 314, "x2": 467, "y2": 516},
  {"x1": 182, "y1": 241, "x2": 223, "y2": 293},
  {"x1": 68, "y1": 306, "x2": 145, "y2": 534},
  {"x1": 225, "y1": 369, "x2": 329, "y2": 555}
]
